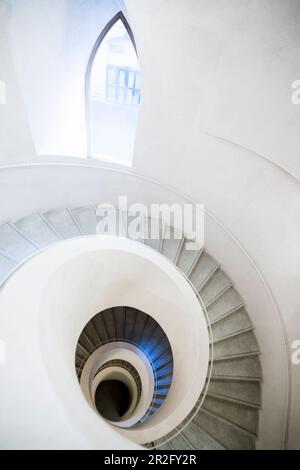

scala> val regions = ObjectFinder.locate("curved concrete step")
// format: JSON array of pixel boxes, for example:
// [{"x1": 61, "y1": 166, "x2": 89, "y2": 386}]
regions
[
  {"x1": 161, "y1": 226, "x2": 183, "y2": 263},
  {"x1": 14, "y1": 213, "x2": 60, "y2": 248},
  {"x1": 211, "y1": 354, "x2": 262, "y2": 379},
  {"x1": 77, "y1": 334, "x2": 94, "y2": 355},
  {"x1": 212, "y1": 329, "x2": 259, "y2": 359},
  {"x1": 154, "y1": 441, "x2": 174, "y2": 450},
  {"x1": 201, "y1": 394, "x2": 259, "y2": 435},
  {"x1": 211, "y1": 307, "x2": 252, "y2": 340},
  {"x1": 207, "y1": 287, "x2": 244, "y2": 324},
  {"x1": 189, "y1": 251, "x2": 219, "y2": 291},
  {"x1": 71, "y1": 206, "x2": 99, "y2": 235},
  {"x1": 0, "y1": 223, "x2": 38, "y2": 262},
  {"x1": 200, "y1": 269, "x2": 232, "y2": 307},
  {"x1": 43, "y1": 208, "x2": 81, "y2": 238},
  {"x1": 154, "y1": 421, "x2": 225, "y2": 450},
  {"x1": 176, "y1": 241, "x2": 202, "y2": 276},
  {"x1": 207, "y1": 378, "x2": 261, "y2": 406},
  {"x1": 182, "y1": 421, "x2": 225, "y2": 450},
  {"x1": 194, "y1": 408, "x2": 256, "y2": 450},
  {"x1": 102, "y1": 307, "x2": 118, "y2": 340},
  {"x1": 165, "y1": 434, "x2": 193, "y2": 450}
]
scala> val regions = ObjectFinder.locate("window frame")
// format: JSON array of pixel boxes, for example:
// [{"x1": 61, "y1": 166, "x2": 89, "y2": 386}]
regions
[{"x1": 85, "y1": 11, "x2": 139, "y2": 163}]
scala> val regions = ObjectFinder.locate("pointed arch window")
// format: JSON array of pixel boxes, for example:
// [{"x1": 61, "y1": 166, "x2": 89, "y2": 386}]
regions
[{"x1": 86, "y1": 12, "x2": 140, "y2": 166}]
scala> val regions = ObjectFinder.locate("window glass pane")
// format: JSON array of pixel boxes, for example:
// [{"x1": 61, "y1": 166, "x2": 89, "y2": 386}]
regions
[
  {"x1": 133, "y1": 89, "x2": 140, "y2": 105},
  {"x1": 106, "y1": 85, "x2": 115, "y2": 100},
  {"x1": 107, "y1": 67, "x2": 116, "y2": 84},
  {"x1": 135, "y1": 73, "x2": 141, "y2": 90},
  {"x1": 118, "y1": 87, "x2": 126, "y2": 103},
  {"x1": 119, "y1": 70, "x2": 126, "y2": 87},
  {"x1": 128, "y1": 71, "x2": 135, "y2": 89}
]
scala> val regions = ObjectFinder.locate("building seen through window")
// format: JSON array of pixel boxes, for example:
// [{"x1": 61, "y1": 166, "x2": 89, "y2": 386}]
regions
[{"x1": 106, "y1": 65, "x2": 140, "y2": 105}]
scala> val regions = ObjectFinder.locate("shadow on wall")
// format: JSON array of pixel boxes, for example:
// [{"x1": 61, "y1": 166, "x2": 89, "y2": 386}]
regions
[{"x1": 7, "y1": 0, "x2": 128, "y2": 158}]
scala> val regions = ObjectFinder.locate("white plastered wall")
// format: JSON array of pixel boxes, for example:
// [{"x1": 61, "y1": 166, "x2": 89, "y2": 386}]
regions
[{"x1": 0, "y1": 1, "x2": 35, "y2": 162}]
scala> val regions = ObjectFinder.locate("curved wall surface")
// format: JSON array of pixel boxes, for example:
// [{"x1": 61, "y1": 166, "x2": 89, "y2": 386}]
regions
[{"x1": 127, "y1": 0, "x2": 300, "y2": 181}]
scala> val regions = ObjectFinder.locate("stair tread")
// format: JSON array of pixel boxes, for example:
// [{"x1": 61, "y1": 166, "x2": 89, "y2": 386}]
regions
[
  {"x1": 14, "y1": 213, "x2": 59, "y2": 248},
  {"x1": 211, "y1": 354, "x2": 262, "y2": 381},
  {"x1": 43, "y1": 208, "x2": 80, "y2": 238},
  {"x1": 194, "y1": 408, "x2": 256, "y2": 450},
  {"x1": 71, "y1": 206, "x2": 99, "y2": 235},
  {"x1": 166, "y1": 434, "x2": 193, "y2": 450},
  {"x1": 182, "y1": 421, "x2": 225, "y2": 450},
  {"x1": 0, "y1": 223, "x2": 38, "y2": 262},
  {"x1": 205, "y1": 391, "x2": 260, "y2": 409},
  {"x1": 198, "y1": 407, "x2": 257, "y2": 437},
  {"x1": 200, "y1": 269, "x2": 233, "y2": 307},
  {"x1": 213, "y1": 330, "x2": 259, "y2": 359},
  {"x1": 207, "y1": 378, "x2": 261, "y2": 406},
  {"x1": 210, "y1": 374, "x2": 261, "y2": 382},
  {"x1": 161, "y1": 226, "x2": 183, "y2": 263},
  {"x1": 189, "y1": 251, "x2": 219, "y2": 291},
  {"x1": 207, "y1": 287, "x2": 244, "y2": 323},
  {"x1": 176, "y1": 240, "x2": 202, "y2": 276},
  {"x1": 212, "y1": 326, "x2": 254, "y2": 344}
]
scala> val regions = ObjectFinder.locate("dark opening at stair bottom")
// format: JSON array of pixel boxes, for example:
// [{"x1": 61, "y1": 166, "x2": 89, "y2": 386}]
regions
[{"x1": 95, "y1": 380, "x2": 131, "y2": 422}]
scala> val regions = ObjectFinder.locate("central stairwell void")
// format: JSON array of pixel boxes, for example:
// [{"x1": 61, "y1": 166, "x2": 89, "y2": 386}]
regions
[{"x1": 76, "y1": 307, "x2": 174, "y2": 425}]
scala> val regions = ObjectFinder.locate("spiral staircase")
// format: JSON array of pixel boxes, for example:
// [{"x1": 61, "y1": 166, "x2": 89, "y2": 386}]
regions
[
  {"x1": 76, "y1": 307, "x2": 174, "y2": 423},
  {"x1": 0, "y1": 204, "x2": 262, "y2": 450}
]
